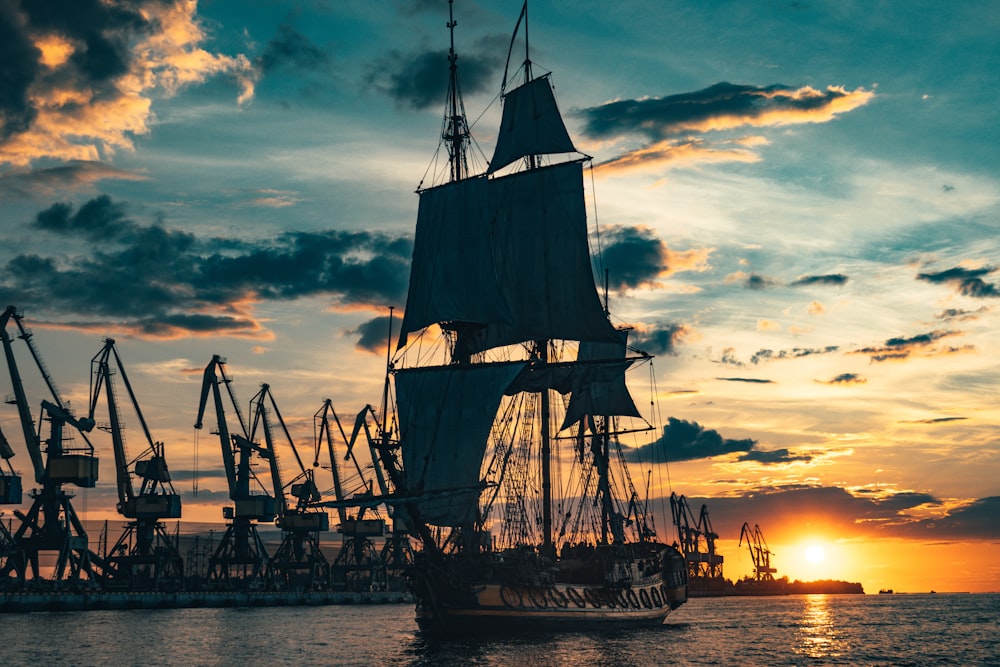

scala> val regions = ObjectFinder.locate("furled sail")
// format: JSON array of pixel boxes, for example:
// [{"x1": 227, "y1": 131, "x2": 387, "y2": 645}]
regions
[
  {"x1": 397, "y1": 176, "x2": 512, "y2": 349},
  {"x1": 489, "y1": 75, "x2": 578, "y2": 174},
  {"x1": 455, "y1": 161, "x2": 621, "y2": 356},
  {"x1": 394, "y1": 361, "x2": 526, "y2": 526}
]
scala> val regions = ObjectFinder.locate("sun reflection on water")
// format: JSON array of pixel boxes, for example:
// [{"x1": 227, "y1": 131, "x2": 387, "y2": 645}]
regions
[{"x1": 797, "y1": 594, "x2": 846, "y2": 659}]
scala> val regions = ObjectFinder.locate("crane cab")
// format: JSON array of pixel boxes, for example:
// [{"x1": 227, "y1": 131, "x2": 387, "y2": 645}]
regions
[
  {"x1": 0, "y1": 474, "x2": 21, "y2": 503},
  {"x1": 46, "y1": 454, "x2": 99, "y2": 487}
]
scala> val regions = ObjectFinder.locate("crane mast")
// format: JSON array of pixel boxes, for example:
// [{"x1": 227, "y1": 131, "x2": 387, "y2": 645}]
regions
[
  {"x1": 88, "y1": 338, "x2": 183, "y2": 590},
  {"x1": 194, "y1": 355, "x2": 273, "y2": 588},
  {"x1": 317, "y1": 400, "x2": 406, "y2": 592},
  {"x1": 739, "y1": 522, "x2": 777, "y2": 582},
  {"x1": 0, "y1": 306, "x2": 102, "y2": 587},
  {"x1": 247, "y1": 384, "x2": 330, "y2": 591}
]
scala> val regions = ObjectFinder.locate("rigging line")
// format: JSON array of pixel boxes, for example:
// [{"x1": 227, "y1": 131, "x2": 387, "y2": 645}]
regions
[
  {"x1": 587, "y1": 161, "x2": 605, "y2": 279},
  {"x1": 500, "y1": 1, "x2": 528, "y2": 94}
]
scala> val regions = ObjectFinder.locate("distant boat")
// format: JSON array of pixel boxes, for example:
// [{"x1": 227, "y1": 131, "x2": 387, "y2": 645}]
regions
[
  {"x1": 362, "y1": 0, "x2": 688, "y2": 634},
  {"x1": 879, "y1": 588, "x2": 894, "y2": 594}
]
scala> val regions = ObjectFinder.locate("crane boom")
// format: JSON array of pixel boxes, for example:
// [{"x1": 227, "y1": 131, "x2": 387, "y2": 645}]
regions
[
  {"x1": 89, "y1": 338, "x2": 180, "y2": 519},
  {"x1": 195, "y1": 355, "x2": 239, "y2": 495},
  {"x1": 1, "y1": 306, "x2": 45, "y2": 483}
]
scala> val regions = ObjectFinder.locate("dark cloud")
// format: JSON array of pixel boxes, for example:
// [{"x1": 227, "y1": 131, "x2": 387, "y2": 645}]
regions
[
  {"x1": 367, "y1": 38, "x2": 503, "y2": 110},
  {"x1": 751, "y1": 346, "x2": 839, "y2": 365},
  {"x1": 0, "y1": 1, "x2": 254, "y2": 166},
  {"x1": 32, "y1": 194, "x2": 135, "y2": 241},
  {"x1": 579, "y1": 82, "x2": 870, "y2": 141},
  {"x1": 899, "y1": 417, "x2": 968, "y2": 425},
  {"x1": 0, "y1": 161, "x2": 146, "y2": 197},
  {"x1": 667, "y1": 487, "x2": 998, "y2": 547},
  {"x1": 577, "y1": 82, "x2": 872, "y2": 171},
  {"x1": 790, "y1": 273, "x2": 848, "y2": 287},
  {"x1": 917, "y1": 266, "x2": 1000, "y2": 298},
  {"x1": 624, "y1": 416, "x2": 756, "y2": 463},
  {"x1": 744, "y1": 272, "x2": 776, "y2": 290},
  {"x1": 631, "y1": 323, "x2": 688, "y2": 356},
  {"x1": 717, "y1": 377, "x2": 773, "y2": 384},
  {"x1": 598, "y1": 225, "x2": 667, "y2": 290},
  {"x1": 3, "y1": 196, "x2": 412, "y2": 337},
  {"x1": 718, "y1": 348, "x2": 743, "y2": 367},
  {"x1": 256, "y1": 23, "x2": 329, "y2": 73},
  {"x1": 921, "y1": 497, "x2": 1000, "y2": 539},
  {"x1": 349, "y1": 314, "x2": 395, "y2": 354},
  {"x1": 737, "y1": 448, "x2": 813, "y2": 464},
  {"x1": 22, "y1": 0, "x2": 148, "y2": 82},
  {"x1": 854, "y1": 329, "x2": 965, "y2": 363},
  {"x1": 935, "y1": 307, "x2": 987, "y2": 322},
  {"x1": 822, "y1": 372, "x2": 866, "y2": 385},
  {"x1": 0, "y1": 0, "x2": 41, "y2": 139}
]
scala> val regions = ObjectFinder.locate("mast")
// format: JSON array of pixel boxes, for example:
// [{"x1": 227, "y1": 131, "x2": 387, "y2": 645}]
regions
[
  {"x1": 516, "y1": 1, "x2": 552, "y2": 557},
  {"x1": 444, "y1": 0, "x2": 469, "y2": 184}
]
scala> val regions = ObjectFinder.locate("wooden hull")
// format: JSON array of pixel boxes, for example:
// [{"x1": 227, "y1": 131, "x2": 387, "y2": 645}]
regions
[{"x1": 414, "y1": 580, "x2": 686, "y2": 634}]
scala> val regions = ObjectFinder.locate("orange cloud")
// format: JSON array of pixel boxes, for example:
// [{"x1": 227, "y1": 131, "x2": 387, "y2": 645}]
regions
[{"x1": 2, "y1": 1, "x2": 257, "y2": 167}]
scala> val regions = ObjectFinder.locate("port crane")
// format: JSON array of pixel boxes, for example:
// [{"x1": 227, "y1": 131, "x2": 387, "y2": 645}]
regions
[
  {"x1": 194, "y1": 355, "x2": 274, "y2": 589},
  {"x1": 739, "y1": 522, "x2": 777, "y2": 582},
  {"x1": 0, "y1": 306, "x2": 101, "y2": 588},
  {"x1": 317, "y1": 400, "x2": 408, "y2": 592},
  {"x1": 88, "y1": 338, "x2": 183, "y2": 590},
  {"x1": 670, "y1": 493, "x2": 724, "y2": 580},
  {"x1": 245, "y1": 383, "x2": 331, "y2": 591},
  {"x1": 0, "y1": 427, "x2": 21, "y2": 577}
]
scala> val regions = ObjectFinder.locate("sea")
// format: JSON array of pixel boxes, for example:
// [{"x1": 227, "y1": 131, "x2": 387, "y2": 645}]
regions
[{"x1": 1, "y1": 593, "x2": 997, "y2": 666}]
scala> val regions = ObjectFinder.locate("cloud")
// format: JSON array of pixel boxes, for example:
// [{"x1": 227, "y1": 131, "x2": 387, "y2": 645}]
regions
[
  {"x1": 676, "y1": 486, "x2": 1000, "y2": 543},
  {"x1": 625, "y1": 416, "x2": 757, "y2": 463},
  {"x1": 367, "y1": 36, "x2": 504, "y2": 110},
  {"x1": 934, "y1": 307, "x2": 988, "y2": 322},
  {"x1": 917, "y1": 266, "x2": 1000, "y2": 298},
  {"x1": 3, "y1": 196, "x2": 412, "y2": 338},
  {"x1": 630, "y1": 323, "x2": 691, "y2": 356},
  {"x1": 821, "y1": 372, "x2": 867, "y2": 385},
  {"x1": 0, "y1": 160, "x2": 146, "y2": 197},
  {"x1": 790, "y1": 273, "x2": 848, "y2": 287},
  {"x1": 579, "y1": 82, "x2": 874, "y2": 172},
  {"x1": 32, "y1": 193, "x2": 135, "y2": 241},
  {"x1": 255, "y1": 23, "x2": 329, "y2": 73},
  {"x1": 725, "y1": 271, "x2": 778, "y2": 290},
  {"x1": 898, "y1": 417, "x2": 968, "y2": 425},
  {"x1": 737, "y1": 448, "x2": 814, "y2": 464},
  {"x1": 853, "y1": 329, "x2": 970, "y2": 363},
  {"x1": 598, "y1": 225, "x2": 711, "y2": 291},
  {"x1": 751, "y1": 345, "x2": 839, "y2": 365},
  {"x1": 349, "y1": 314, "x2": 395, "y2": 354},
  {"x1": 716, "y1": 377, "x2": 774, "y2": 384},
  {"x1": 0, "y1": 0, "x2": 256, "y2": 167}
]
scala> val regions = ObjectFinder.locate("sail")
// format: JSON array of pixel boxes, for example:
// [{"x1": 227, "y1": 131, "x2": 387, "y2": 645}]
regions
[
  {"x1": 489, "y1": 75, "x2": 578, "y2": 174},
  {"x1": 397, "y1": 176, "x2": 512, "y2": 349},
  {"x1": 501, "y1": 333, "x2": 642, "y2": 431},
  {"x1": 395, "y1": 361, "x2": 526, "y2": 526},
  {"x1": 455, "y1": 161, "x2": 621, "y2": 356},
  {"x1": 560, "y1": 331, "x2": 643, "y2": 430}
]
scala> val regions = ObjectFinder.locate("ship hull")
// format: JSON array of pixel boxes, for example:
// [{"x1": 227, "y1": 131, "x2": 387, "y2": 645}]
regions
[
  {"x1": 409, "y1": 545, "x2": 688, "y2": 634},
  {"x1": 415, "y1": 580, "x2": 683, "y2": 634}
]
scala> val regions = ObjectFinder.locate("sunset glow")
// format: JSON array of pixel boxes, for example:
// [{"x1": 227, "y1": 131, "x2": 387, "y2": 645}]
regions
[{"x1": 0, "y1": 1, "x2": 997, "y2": 595}]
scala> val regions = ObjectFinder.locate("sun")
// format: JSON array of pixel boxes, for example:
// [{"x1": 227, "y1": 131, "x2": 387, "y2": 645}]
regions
[{"x1": 805, "y1": 545, "x2": 826, "y2": 564}]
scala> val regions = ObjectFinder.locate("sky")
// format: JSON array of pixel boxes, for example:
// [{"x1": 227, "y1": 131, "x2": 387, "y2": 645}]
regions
[{"x1": 1, "y1": 0, "x2": 998, "y2": 594}]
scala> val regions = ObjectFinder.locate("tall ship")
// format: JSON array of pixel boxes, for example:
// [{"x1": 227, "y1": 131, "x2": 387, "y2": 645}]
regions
[{"x1": 361, "y1": 1, "x2": 688, "y2": 633}]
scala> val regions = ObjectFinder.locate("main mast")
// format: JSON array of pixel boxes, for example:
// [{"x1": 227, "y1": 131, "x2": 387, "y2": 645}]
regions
[
  {"x1": 444, "y1": 0, "x2": 470, "y2": 184},
  {"x1": 515, "y1": 2, "x2": 554, "y2": 557}
]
